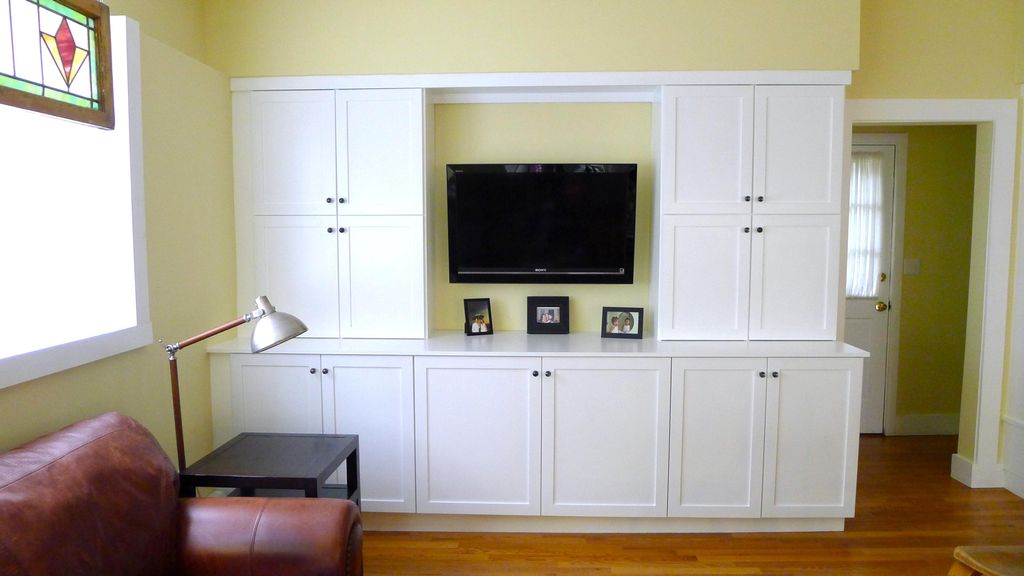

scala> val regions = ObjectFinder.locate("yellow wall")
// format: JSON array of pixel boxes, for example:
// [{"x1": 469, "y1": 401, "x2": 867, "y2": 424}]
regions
[
  {"x1": 0, "y1": 10, "x2": 234, "y2": 464},
  {"x1": 850, "y1": 0, "x2": 1020, "y2": 98},
  {"x1": 431, "y1": 104, "x2": 652, "y2": 332},
  {"x1": 855, "y1": 126, "x2": 977, "y2": 421},
  {"x1": 105, "y1": 0, "x2": 206, "y2": 62},
  {"x1": 203, "y1": 0, "x2": 859, "y2": 77}
]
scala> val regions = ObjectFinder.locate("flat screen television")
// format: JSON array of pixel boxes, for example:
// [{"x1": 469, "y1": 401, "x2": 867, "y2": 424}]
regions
[{"x1": 446, "y1": 163, "x2": 637, "y2": 284}]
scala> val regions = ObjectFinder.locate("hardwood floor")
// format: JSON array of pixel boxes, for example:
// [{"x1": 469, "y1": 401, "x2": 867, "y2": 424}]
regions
[{"x1": 363, "y1": 435, "x2": 1024, "y2": 575}]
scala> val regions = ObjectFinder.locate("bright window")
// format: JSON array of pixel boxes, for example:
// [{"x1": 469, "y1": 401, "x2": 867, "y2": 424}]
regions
[
  {"x1": 846, "y1": 151, "x2": 884, "y2": 298},
  {"x1": 0, "y1": 17, "x2": 149, "y2": 389}
]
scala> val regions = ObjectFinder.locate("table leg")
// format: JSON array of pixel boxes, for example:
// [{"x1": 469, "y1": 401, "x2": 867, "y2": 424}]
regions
[
  {"x1": 346, "y1": 446, "x2": 360, "y2": 507},
  {"x1": 240, "y1": 487, "x2": 255, "y2": 497}
]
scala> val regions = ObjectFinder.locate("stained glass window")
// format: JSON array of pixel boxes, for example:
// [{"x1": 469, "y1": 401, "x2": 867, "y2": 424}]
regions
[{"x1": 0, "y1": 0, "x2": 113, "y2": 128}]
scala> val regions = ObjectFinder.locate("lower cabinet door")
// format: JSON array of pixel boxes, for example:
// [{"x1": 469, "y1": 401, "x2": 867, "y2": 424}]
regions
[
  {"x1": 414, "y1": 356, "x2": 542, "y2": 515},
  {"x1": 762, "y1": 357, "x2": 863, "y2": 518},
  {"x1": 322, "y1": 355, "x2": 415, "y2": 513},
  {"x1": 229, "y1": 354, "x2": 323, "y2": 434},
  {"x1": 668, "y1": 358, "x2": 766, "y2": 517},
  {"x1": 541, "y1": 357, "x2": 671, "y2": 517}
]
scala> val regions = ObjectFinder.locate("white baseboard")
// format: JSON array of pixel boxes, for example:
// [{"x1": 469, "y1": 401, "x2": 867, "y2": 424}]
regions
[
  {"x1": 362, "y1": 513, "x2": 844, "y2": 533},
  {"x1": 950, "y1": 452, "x2": 1006, "y2": 488},
  {"x1": 892, "y1": 412, "x2": 959, "y2": 435},
  {"x1": 1003, "y1": 416, "x2": 1024, "y2": 498},
  {"x1": 951, "y1": 453, "x2": 974, "y2": 486}
]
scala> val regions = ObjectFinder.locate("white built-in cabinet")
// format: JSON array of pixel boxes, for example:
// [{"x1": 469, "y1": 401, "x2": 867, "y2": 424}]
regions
[
  {"x1": 213, "y1": 346, "x2": 862, "y2": 522},
  {"x1": 541, "y1": 357, "x2": 671, "y2": 517},
  {"x1": 229, "y1": 354, "x2": 324, "y2": 434},
  {"x1": 657, "y1": 84, "x2": 844, "y2": 340},
  {"x1": 224, "y1": 353, "x2": 416, "y2": 513},
  {"x1": 414, "y1": 356, "x2": 542, "y2": 515},
  {"x1": 762, "y1": 358, "x2": 862, "y2": 517},
  {"x1": 221, "y1": 72, "x2": 862, "y2": 531},
  {"x1": 668, "y1": 358, "x2": 766, "y2": 517},
  {"x1": 236, "y1": 89, "x2": 426, "y2": 339},
  {"x1": 321, "y1": 355, "x2": 416, "y2": 513}
]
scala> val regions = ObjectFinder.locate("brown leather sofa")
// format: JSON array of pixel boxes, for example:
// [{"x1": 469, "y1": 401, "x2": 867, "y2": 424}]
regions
[{"x1": 0, "y1": 412, "x2": 363, "y2": 576}]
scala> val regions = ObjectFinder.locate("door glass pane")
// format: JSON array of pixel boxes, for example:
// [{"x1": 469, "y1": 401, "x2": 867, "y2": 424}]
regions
[{"x1": 846, "y1": 151, "x2": 884, "y2": 298}]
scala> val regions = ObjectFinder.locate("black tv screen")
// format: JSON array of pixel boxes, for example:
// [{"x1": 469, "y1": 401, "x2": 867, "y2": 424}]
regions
[{"x1": 447, "y1": 163, "x2": 637, "y2": 284}]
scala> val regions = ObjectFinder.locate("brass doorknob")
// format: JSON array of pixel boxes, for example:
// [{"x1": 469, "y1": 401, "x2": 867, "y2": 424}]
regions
[{"x1": 875, "y1": 301, "x2": 889, "y2": 312}]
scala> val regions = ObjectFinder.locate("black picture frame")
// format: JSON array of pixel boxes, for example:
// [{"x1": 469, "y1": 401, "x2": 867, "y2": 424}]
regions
[
  {"x1": 527, "y1": 296, "x2": 570, "y2": 334},
  {"x1": 464, "y1": 298, "x2": 493, "y2": 336},
  {"x1": 600, "y1": 307, "x2": 643, "y2": 339}
]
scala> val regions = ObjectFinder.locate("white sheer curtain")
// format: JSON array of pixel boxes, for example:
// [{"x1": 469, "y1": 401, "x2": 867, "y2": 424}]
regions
[{"x1": 846, "y1": 151, "x2": 884, "y2": 298}]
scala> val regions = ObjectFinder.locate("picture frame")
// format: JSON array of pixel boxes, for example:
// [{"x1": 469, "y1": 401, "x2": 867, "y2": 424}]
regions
[
  {"x1": 600, "y1": 307, "x2": 643, "y2": 339},
  {"x1": 527, "y1": 296, "x2": 570, "y2": 334},
  {"x1": 464, "y1": 298, "x2": 493, "y2": 336}
]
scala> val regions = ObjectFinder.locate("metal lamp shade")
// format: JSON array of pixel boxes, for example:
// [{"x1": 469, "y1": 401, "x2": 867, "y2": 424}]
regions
[{"x1": 250, "y1": 309, "x2": 308, "y2": 353}]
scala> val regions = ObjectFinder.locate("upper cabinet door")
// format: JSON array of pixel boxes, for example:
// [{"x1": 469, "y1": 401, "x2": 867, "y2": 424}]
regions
[
  {"x1": 658, "y1": 214, "x2": 751, "y2": 340},
  {"x1": 753, "y1": 86, "x2": 844, "y2": 214},
  {"x1": 749, "y1": 214, "x2": 840, "y2": 340},
  {"x1": 337, "y1": 215, "x2": 425, "y2": 338},
  {"x1": 661, "y1": 86, "x2": 753, "y2": 214},
  {"x1": 253, "y1": 215, "x2": 340, "y2": 339},
  {"x1": 337, "y1": 89, "x2": 424, "y2": 216},
  {"x1": 247, "y1": 91, "x2": 337, "y2": 216}
]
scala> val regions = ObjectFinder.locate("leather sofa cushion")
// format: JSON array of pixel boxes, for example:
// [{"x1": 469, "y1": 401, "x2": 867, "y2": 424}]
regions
[{"x1": 0, "y1": 412, "x2": 180, "y2": 576}]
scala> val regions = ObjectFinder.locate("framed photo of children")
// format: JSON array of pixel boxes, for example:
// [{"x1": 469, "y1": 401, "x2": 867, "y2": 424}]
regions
[
  {"x1": 527, "y1": 296, "x2": 569, "y2": 334},
  {"x1": 601, "y1": 307, "x2": 643, "y2": 339},
  {"x1": 464, "y1": 298, "x2": 493, "y2": 336}
]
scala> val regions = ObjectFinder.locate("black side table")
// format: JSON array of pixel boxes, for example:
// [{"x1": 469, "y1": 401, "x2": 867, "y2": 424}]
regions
[{"x1": 179, "y1": 433, "x2": 359, "y2": 506}]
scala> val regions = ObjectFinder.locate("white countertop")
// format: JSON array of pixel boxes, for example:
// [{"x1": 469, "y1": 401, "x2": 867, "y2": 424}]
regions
[{"x1": 208, "y1": 331, "x2": 868, "y2": 358}]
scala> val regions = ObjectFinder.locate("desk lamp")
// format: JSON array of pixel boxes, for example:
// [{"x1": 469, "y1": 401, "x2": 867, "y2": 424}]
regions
[{"x1": 164, "y1": 296, "x2": 307, "y2": 470}]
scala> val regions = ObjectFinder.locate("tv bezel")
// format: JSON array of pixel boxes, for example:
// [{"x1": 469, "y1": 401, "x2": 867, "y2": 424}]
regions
[{"x1": 446, "y1": 163, "x2": 637, "y2": 285}]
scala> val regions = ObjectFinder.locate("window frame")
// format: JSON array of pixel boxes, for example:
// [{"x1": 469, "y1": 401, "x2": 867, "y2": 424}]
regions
[
  {"x1": 0, "y1": 16, "x2": 148, "y2": 390},
  {"x1": 0, "y1": 0, "x2": 115, "y2": 128}
]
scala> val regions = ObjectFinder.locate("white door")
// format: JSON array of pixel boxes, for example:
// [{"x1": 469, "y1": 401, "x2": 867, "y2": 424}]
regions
[
  {"x1": 753, "y1": 85, "x2": 844, "y2": 215},
  {"x1": 229, "y1": 354, "x2": 323, "y2": 434},
  {"x1": 246, "y1": 91, "x2": 337, "y2": 216},
  {"x1": 668, "y1": 358, "x2": 766, "y2": 518},
  {"x1": 660, "y1": 85, "x2": 753, "y2": 214},
  {"x1": 541, "y1": 357, "x2": 671, "y2": 517},
  {"x1": 762, "y1": 358, "x2": 862, "y2": 518},
  {"x1": 749, "y1": 214, "x2": 840, "y2": 340},
  {"x1": 252, "y1": 215, "x2": 340, "y2": 339},
  {"x1": 338, "y1": 215, "x2": 425, "y2": 338},
  {"x1": 844, "y1": 138, "x2": 900, "y2": 434},
  {"x1": 414, "y1": 356, "x2": 542, "y2": 515},
  {"x1": 322, "y1": 355, "x2": 415, "y2": 513},
  {"x1": 659, "y1": 214, "x2": 751, "y2": 340},
  {"x1": 337, "y1": 89, "x2": 424, "y2": 215}
]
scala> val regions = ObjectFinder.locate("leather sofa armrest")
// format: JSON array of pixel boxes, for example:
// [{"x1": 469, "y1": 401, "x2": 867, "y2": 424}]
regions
[{"x1": 178, "y1": 497, "x2": 363, "y2": 576}]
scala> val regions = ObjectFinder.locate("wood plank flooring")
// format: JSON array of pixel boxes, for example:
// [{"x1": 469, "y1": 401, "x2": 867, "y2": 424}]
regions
[{"x1": 363, "y1": 435, "x2": 1024, "y2": 575}]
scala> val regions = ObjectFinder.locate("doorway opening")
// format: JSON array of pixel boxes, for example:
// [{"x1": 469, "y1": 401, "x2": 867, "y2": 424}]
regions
[{"x1": 845, "y1": 127, "x2": 977, "y2": 439}]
